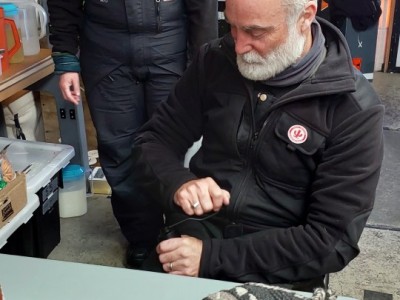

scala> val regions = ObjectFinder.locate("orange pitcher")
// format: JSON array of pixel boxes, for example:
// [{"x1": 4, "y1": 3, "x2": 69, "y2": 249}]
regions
[{"x1": 0, "y1": 7, "x2": 21, "y2": 72}]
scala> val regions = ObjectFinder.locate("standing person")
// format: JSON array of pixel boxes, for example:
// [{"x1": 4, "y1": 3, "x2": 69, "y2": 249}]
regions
[
  {"x1": 47, "y1": 0, "x2": 218, "y2": 268},
  {"x1": 132, "y1": 0, "x2": 384, "y2": 290}
]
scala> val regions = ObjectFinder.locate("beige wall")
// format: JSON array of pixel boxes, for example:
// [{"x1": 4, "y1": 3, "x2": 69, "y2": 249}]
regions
[{"x1": 375, "y1": 0, "x2": 393, "y2": 71}]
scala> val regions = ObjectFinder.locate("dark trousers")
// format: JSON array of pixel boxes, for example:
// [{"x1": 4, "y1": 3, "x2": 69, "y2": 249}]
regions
[{"x1": 86, "y1": 64, "x2": 182, "y2": 247}]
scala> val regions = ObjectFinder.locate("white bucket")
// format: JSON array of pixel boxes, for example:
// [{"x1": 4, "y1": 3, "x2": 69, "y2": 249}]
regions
[{"x1": 2, "y1": 91, "x2": 45, "y2": 141}]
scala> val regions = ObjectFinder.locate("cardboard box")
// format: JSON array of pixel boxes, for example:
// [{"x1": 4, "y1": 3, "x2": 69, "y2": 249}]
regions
[
  {"x1": 0, "y1": 173, "x2": 27, "y2": 229},
  {"x1": 89, "y1": 167, "x2": 111, "y2": 195}
]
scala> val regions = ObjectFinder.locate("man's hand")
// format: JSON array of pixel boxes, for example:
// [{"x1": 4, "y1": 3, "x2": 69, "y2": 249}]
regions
[
  {"x1": 174, "y1": 177, "x2": 230, "y2": 215},
  {"x1": 157, "y1": 236, "x2": 203, "y2": 277},
  {"x1": 59, "y1": 72, "x2": 81, "y2": 105}
]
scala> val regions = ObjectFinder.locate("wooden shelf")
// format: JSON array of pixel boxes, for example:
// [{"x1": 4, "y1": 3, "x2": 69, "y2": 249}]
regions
[{"x1": 0, "y1": 49, "x2": 54, "y2": 102}]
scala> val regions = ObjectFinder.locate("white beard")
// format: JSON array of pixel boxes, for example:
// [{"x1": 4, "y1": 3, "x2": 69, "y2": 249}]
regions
[{"x1": 237, "y1": 25, "x2": 306, "y2": 81}]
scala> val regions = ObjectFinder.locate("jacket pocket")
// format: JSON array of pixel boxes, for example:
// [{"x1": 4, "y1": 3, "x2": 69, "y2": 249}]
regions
[
  {"x1": 84, "y1": 0, "x2": 128, "y2": 29},
  {"x1": 256, "y1": 111, "x2": 326, "y2": 190},
  {"x1": 253, "y1": 171, "x2": 308, "y2": 224},
  {"x1": 157, "y1": 0, "x2": 185, "y2": 24},
  {"x1": 274, "y1": 112, "x2": 326, "y2": 155}
]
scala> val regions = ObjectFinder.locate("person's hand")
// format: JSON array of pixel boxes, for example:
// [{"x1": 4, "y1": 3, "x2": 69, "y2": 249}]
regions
[
  {"x1": 59, "y1": 72, "x2": 81, "y2": 105},
  {"x1": 173, "y1": 177, "x2": 230, "y2": 216},
  {"x1": 157, "y1": 236, "x2": 202, "y2": 277}
]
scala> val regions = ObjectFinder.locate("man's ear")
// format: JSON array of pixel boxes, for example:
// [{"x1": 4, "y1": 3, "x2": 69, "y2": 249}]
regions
[{"x1": 299, "y1": 1, "x2": 317, "y2": 33}]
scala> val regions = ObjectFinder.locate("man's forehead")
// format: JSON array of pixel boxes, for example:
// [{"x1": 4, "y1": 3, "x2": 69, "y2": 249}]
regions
[{"x1": 224, "y1": 13, "x2": 276, "y2": 32}]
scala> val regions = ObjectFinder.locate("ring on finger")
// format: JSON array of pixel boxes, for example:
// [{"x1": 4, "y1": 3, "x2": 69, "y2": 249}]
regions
[
  {"x1": 169, "y1": 262, "x2": 173, "y2": 272},
  {"x1": 191, "y1": 201, "x2": 200, "y2": 209}
]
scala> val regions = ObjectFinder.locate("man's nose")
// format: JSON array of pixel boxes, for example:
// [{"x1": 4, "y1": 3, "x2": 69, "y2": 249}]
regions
[{"x1": 233, "y1": 31, "x2": 252, "y2": 55}]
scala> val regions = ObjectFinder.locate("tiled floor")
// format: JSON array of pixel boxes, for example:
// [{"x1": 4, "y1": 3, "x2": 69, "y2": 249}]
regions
[{"x1": 48, "y1": 72, "x2": 400, "y2": 300}]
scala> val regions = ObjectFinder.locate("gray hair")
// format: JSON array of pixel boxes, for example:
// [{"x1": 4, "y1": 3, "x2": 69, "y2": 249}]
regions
[{"x1": 281, "y1": 0, "x2": 318, "y2": 25}]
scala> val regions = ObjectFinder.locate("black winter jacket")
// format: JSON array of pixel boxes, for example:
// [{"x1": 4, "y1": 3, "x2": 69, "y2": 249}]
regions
[
  {"x1": 132, "y1": 18, "x2": 384, "y2": 283},
  {"x1": 47, "y1": 0, "x2": 218, "y2": 92}
]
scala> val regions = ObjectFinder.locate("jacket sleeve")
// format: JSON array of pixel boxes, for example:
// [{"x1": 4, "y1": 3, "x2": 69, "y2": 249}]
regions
[
  {"x1": 132, "y1": 50, "x2": 206, "y2": 210},
  {"x1": 200, "y1": 83, "x2": 384, "y2": 283},
  {"x1": 184, "y1": 0, "x2": 218, "y2": 61},
  {"x1": 47, "y1": 0, "x2": 84, "y2": 55}
]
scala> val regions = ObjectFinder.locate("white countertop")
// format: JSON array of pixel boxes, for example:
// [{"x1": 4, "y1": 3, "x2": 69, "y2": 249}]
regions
[{"x1": 0, "y1": 254, "x2": 358, "y2": 300}]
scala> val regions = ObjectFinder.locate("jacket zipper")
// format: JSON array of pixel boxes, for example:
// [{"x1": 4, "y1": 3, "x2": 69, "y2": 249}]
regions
[
  {"x1": 230, "y1": 80, "x2": 259, "y2": 220},
  {"x1": 155, "y1": 0, "x2": 161, "y2": 32},
  {"x1": 232, "y1": 79, "x2": 283, "y2": 219},
  {"x1": 231, "y1": 110, "x2": 278, "y2": 220},
  {"x1": 230, "y1": 78, "x2": 283, "y2": 220}
]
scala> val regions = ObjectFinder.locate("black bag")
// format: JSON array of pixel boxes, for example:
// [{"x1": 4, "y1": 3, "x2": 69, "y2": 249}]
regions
[{"x1": 329, "y1": 0, "x2": 382, "y2": 31}]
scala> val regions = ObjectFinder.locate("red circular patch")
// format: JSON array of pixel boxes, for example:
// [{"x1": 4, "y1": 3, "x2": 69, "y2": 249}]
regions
[{"x1": 288, "y1": 125, "x2": 308, "y2": 144}]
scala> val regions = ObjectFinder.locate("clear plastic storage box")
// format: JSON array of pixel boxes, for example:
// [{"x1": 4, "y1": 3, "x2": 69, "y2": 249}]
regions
[
  {"x1": 0, "y1": 137, "x2": 74, "y2": 194},
  {"x1": 0, "y1": 137, "x2": 74, "y2": 249}
]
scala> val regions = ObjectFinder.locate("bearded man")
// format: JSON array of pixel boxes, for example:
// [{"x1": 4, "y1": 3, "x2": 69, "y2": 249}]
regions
[{"x1": 132, "y1": 0, "x2": 384, "y2": 291}]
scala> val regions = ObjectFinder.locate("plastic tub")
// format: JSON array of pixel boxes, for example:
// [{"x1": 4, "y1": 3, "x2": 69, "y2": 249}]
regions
[
  {"x1": 0, "y1": 137, "x2": 74, "y2": 194},
  {"x1": 59, "y1": 164, "x2": 87, "y2": 218}
]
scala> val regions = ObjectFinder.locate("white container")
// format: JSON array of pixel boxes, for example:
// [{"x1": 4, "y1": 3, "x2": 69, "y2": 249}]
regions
[
  {"x1": 0, "y1": 137, "x2": 74, "y2": 249},
  {"x1": 59, "y1": 164, "x2": 87, "y2": 218},
  {"x1": 17, "y1": 2, "x2": 47, "y2": 56},
  {"x1": 2, "y1": 91, "x2": 46, "y2": 141},
  {"x1": 0, "y1": 0, "x2": 48, "y2": 56},
  {"x1": 0, "y1": 137, "x2": 74, "y2": 195}
]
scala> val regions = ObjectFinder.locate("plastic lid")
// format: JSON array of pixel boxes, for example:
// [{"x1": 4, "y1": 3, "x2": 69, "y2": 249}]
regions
[
  {"x1": 0, "y1": 3, "x2": 18, "y2": 17},
  {"x1": 62, "y1": 164, "x2": 85, "y2": 181}
]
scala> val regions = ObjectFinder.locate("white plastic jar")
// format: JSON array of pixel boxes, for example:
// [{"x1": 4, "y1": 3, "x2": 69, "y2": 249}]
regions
[{"x1": 59, "y1": 164, "x2": 87, "y2": 218}]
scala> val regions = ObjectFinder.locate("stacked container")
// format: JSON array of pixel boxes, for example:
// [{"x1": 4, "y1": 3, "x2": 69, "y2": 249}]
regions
[
  {"x1": 0, "y1": 3, "x2": 23, "y2": 63},
  {"x1": 0, "y1": 6, "x2": 21, "y2": 72}
]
